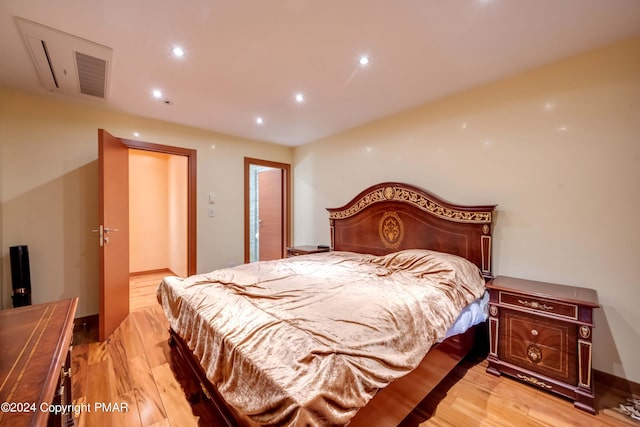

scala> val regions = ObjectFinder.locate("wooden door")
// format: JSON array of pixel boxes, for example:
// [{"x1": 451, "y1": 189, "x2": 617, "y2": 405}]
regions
[
  {"x1": 258, "y1": 168, "x2": 283, "y2": 261},
  {"x1": 243, "y1": 157, "x2": 290, "y2": 263},
  {"x1": 98, "y1": 129, "x2": 130, "y2": 341}
]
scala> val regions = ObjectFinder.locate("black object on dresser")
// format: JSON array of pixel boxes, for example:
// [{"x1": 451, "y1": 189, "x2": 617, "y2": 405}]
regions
[
  {"x1": 10, "y1": 245, "x2": 32, "y2": 307},
  {"x1": 486, "y1": 275, "x2": 599, "y2": 414}
]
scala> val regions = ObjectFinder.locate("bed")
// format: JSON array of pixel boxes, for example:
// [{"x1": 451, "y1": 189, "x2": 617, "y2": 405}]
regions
[{"x1": 158, "y1": 182, "x2": 496, "y2": 426}]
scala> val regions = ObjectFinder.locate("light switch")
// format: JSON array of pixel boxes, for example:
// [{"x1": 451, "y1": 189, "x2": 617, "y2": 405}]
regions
[
  {"x1": 209, "y1": 193, "x2": 216, "y2": 204},
  {"x1": 208, "y1": 207, "x2": 216, "y2": 217}
]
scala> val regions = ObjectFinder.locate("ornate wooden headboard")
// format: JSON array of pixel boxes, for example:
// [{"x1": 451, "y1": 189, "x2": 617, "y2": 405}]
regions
[{"x1": 327, "y1": 182, "x2": 497, "y2": 278}]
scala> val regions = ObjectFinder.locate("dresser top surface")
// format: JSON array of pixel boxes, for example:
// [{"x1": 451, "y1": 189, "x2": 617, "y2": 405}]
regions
[
  {"x1": 487, "y1": 275, "x2": 599, "y2": 307},
  {"x1": 0, "y1": 298, "x2": 77, "y2": 426}
]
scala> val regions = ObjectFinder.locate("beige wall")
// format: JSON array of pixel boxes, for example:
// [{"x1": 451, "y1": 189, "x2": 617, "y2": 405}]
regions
[
  {"x1": 0, "y1": 86, "x2": 293, "y2": 317},
  {"x1": 168, "y1": 154, "x2": 188, "y2": 277},
  {"x1": 293, "y1": 37, "x2": 640, "y2": 382},
  {"x1": 129, "y1": 150, "x2": 170, "y2": 273}
]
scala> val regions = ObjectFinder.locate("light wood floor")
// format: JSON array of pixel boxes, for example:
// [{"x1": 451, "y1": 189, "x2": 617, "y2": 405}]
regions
[{"x1": 71, "y1": 272, "x2": 638, "y2": 426}]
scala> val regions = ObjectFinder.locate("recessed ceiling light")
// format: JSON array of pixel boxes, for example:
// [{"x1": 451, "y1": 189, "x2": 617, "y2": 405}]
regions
[
  {"x1": 295, "y1": 93, "x2": 305, "y2": 103},
  {"x1": 133, "y1": 132, "x2": 140, "y2": 137},
  {"x1": 152, "y1": 89, "x2": 162, "y2": 98},
  {"x1": 172, "y1": 46, "x2": 184, "y2": 57},
  {"x1": 256, "y1": 117, "x2": 264, "y2": 125},
  {"x1": 359, "y1": 55, "x2": 370, "y2": 66}
]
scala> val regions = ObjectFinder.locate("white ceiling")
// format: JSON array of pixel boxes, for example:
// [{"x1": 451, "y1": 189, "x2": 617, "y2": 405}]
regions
[{"x1": 1, "y1": 1, "x2": 640, "y2": 146}]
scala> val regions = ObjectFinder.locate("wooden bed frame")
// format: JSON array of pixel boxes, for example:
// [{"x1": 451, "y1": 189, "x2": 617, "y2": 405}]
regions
[{"x1": 168, "y1": 182, "x2": 496, "y2": 426}]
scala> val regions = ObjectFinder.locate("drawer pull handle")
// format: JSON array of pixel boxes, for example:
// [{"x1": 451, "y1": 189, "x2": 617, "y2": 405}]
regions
[
  {"x1": 579, "y1": 325, "x2": 591, "y2": 339},
  {"x1": 517, "y1": 373, "x2": 552, "y2": 389},
  {"x1": 531, "y1": 329, "x2": 538, "y2": 336},
  {"x1": 527, "y1": 344, "x2": 542, "y2": 363},
  {"x1": 518, "y1": 299, "x2": 553, "y2": 311}
]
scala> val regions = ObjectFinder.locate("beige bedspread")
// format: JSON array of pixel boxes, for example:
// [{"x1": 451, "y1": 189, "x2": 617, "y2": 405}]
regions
[{"x1": 157, "y1": 249, "x2": 486, "y2": 426}]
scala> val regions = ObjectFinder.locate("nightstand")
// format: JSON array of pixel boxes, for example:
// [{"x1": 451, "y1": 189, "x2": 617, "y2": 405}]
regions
[
  {"x1": 486, "y1": 276, "x2": 599, "y2": 414},
  {"x1": 286, "y1": 245, "x2": 330, "y2": 257}
]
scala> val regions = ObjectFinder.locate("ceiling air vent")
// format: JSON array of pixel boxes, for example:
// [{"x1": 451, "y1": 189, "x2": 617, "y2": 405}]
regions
[
  {"x1": 75, "y1": 52, "x2": 107, "y2": 97},
  {"x1": 16, "y1": 17, "x2": 113, "y2": 99}
]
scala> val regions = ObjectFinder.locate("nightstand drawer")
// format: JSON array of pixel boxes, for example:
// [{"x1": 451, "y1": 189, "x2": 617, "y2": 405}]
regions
[
  {"x1": 499, "y1": 291, "x2": 578, "y2": 320},
  {"x1": 501, "y1": 311, "x2": 577, "y2": 354},
  {"x1": 500, "y1": 310, "x2": 577, "y2": 384}
]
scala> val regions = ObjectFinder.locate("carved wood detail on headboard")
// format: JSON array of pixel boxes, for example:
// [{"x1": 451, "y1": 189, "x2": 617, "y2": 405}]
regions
[{"x1": 327, "y1": 182, "x2": 497, "y2": 278}]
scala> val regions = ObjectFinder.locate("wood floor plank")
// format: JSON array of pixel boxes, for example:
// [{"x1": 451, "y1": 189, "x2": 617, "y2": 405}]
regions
[
  {"x1": 130, "y1": 271, "x2": 170, "y2": 312},
  {"x1": 152, "y1": 362, "x2": 201, "y2": 427},
  {"x1": 107, "y1": 326, "x2": 140, "y2": 396},
  {"x1": 71, "y1": 396, "x2": 88, "y2": 427},
  {"x1": 71, "y1": 343, "x2": 89, "y2": 411},
  {"x1": 146, "y1": 419, "x2": 172, "y2": 427},
  {"x1": 128, "y1": 355, "x2": 168, "y2": 425},
  {"x1": 130, "y1": 310, "x2": 171, "y2": 369},
  {"x1": 483, "y1": 392, "x2": 533, "y2": 424},
  {"x1": 110, "y1": 390, "x2": 143, "y2": 427},
  {"x1": 84, "y1": 357, "x2": 114, "y2": 426},
  {"x1": 87, "y1": 339, "x2": 108, "y2": 365}
]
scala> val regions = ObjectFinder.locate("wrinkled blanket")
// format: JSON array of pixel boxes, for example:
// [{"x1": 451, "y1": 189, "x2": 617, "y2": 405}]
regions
[{"x1": 157, "y1": 249, "x2": 486, "y2": 426}]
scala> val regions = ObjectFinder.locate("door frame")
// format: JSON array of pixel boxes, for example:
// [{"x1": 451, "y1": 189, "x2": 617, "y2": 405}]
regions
[
  {"x1": 244, "y1": 157, "x2": 291, "y2": 262},
  {"x1": 123, "y1": 138, "x2": 197, "y2": 276}
]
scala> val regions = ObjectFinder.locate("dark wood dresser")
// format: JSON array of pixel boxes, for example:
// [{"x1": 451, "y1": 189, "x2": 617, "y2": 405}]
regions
[
  {"x1": 0, "y1": 298, "x2": 77, "y2": 426},
  {"x1": 486, "y1": 276, "x2": 599, "y2": 413}
]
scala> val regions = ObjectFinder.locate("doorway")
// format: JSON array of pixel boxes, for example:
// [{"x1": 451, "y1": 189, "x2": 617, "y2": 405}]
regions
[
  {"x1": 98, "y1": 129, "x2": 197, "y2": 340},
  {"x1": 123, "y1": 139, "x2": 197, "y2": 276},
  {"x1": 129, "y1": 149, "x2": 188, "y2": 277},
  {"x1": 244, "y1": 158, "x2": 291, "y2": 262}
]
